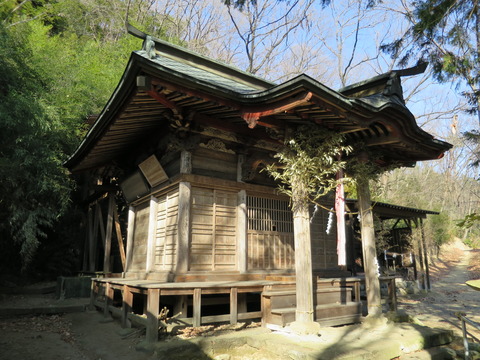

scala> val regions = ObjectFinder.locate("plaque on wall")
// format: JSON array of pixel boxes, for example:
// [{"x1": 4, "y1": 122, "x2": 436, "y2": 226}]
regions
[{"x1": 138, "y1": 154, "x2": 169, "y2": 187}]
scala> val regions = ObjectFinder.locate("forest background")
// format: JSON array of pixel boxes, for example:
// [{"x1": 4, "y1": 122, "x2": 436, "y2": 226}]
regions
[{"x1": 1, "y1": 0, "x2": 479, "y2": 278}]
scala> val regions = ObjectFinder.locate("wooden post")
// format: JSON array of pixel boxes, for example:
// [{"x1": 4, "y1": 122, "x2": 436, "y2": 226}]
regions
[
  {"x1": 420, "y1": 218, "x2": 431, "y2": 290},
  {"x1": 237, "y1": 190, "x2": 248, "y2": 273},
  {"x1": 122, "y1": 285, "x2": 133, "y2": 328},
  {"x1": 230, "y1": 288, "x2": 238, "y2": 325},
  {"x1": 387, "y1": 278, "x2": 397, "y2": 311},
  {"x1": 292, "y1": 188, "x2": 315, "y2": 324},
  {"x1": 193, "y1": 288, "x2": 202, "y2": 327},
  {"x1": 413, "y1": 219, "x2": 426, "y2": 289},
  {"x1": 356, "y1": 177, "x2": 382, "y2": 317},
  {"x1": 176, "y1": 182, "x2": 191, "y2": 274},
  {"x1": 103, "y1": 194, "x2": 115, "y2": 273},
  {"x1": 125, "y1": 206, "x2": 135, "y2": 273},
  {"x1": 90, "y1": 204, "x2": 100, "y2": 271},
  {"x1": 146, "y1": 196, "x2": 158, "y2": 273},
  {"x1": 89, "y1": 280, "x2": 97, "y2": 311},
  {"x1": 86, "y1": 208, "x2": 93, "y2": 272},
  {"x1": 104, "y1": 282, "x2": 113, "y2": 318},
  {"x1": 180, "y1": 150, "x2": 192, "y2": 174},
  {"x1": 146, "y1": 288, "x2": 160, "y2": 343},
  {"x1": 237, "y1": 154, "x2": 246, "y2": 182}
]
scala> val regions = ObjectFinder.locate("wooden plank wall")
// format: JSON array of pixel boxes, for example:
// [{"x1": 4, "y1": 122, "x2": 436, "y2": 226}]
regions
[
  {"x1": 247, "y1": 195, "x2": 295, "y2": 270},
  {"x1": 154, "y1": 189, "x2": 179, "y2": 270},
  {"x1": 190, "y1": 187, "x2": 237, "y2": 271},
  {"x1": 129, "y1": 201, "x2": 150, "y2": 271}
]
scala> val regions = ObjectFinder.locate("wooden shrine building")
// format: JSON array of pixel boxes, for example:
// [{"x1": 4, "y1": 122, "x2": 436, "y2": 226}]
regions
[{"x1": 65, "y1": 26, "x2": 452, "y2": 340}]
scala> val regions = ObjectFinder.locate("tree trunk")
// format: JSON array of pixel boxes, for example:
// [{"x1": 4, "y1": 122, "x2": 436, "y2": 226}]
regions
[{"x1": 356, "y1": 177, "x2": 382, "y2": 317}]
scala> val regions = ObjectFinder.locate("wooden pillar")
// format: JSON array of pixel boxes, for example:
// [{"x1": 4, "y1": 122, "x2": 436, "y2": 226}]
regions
[
  {"x1": 146, "y1": 288, "x2": 160, "y2": 343},
  {"x1": 89, "y1": 280, "x2": 97, "y2": 311},
  {"x1": 193, "y1": 288, "x2": 202, "y2": 327},
  {"x1": 230, "y1": 288, "x2": 238, "y2": 325},
  {"x1": 356, "y1": 177, "x2": 382, "y2": 317},
  {"x1": 293, "y1": 205, "x2": 315, "y2": 323},
  {"x1": 237, "y1": 190, "x2": 248, "y2": 273},
  {"x1": 122, "y1": 285, "x2": 133, "y2": 328},
  {"x1": 414, "y1": 219, "x2": 426, "y2": 289},
  {"x1": 125, "y1": 206, "x2": 135, "y2": 273},
  {"x1": 86, "y1": 208, "x2": 94, "y2": 272},
  {"x1": 90, "y1": 204, "x2": 100, "y2": 271},
  {"x1": 176, "y1": 182, "x2": 191, "y2": 274},
  {"x1": 103, "y1": 194, "x2": 115, "y2": 273},
  {"x1": 387, "y1": 278, "x2": 397, "y2": 311},
  {"x1": 146, "y1": 196, "x2": 158, "y2": 273},
  {"x1": 237, "y1": 154, "x2": 246, "y2": 182},
  {"x1": 420, "y1": 218, "x2": 431, "y2": 290},
  {"x1": 180, "y1": 150, "x2": 192, "y2": 174}
]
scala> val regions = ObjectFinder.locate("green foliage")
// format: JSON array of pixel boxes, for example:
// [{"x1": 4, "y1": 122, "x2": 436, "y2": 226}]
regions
[
  {"x1": 0, "y1": 0, "x2": 176, "y2": 274},
  {"x1": 457, "y1": 212, "x2": 480, "y2": 229},
  {"x1": 345, "y1": 146, "x2": 399, "y2": 184},
  {"x1": 428, "y1": 212, "x2": 454, "y2": 247},
  {"x1": 264, "y1": 125, "x2": 352, "y2": 212},
  {"x1": 381, "y1": 0, "x2": 480, "y2": 119},
  {"x1": 0, "y1": 26, "x2": 72, "y2": 269}
]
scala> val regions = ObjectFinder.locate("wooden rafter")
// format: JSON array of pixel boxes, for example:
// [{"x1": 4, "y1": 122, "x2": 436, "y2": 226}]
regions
[{"x1": 241, "y1": 91, "x2": 313, "y2": 129}]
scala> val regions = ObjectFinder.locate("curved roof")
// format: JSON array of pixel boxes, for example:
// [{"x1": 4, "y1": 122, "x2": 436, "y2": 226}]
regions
[{"x1": 65, "y1": 27, "x2": 452, "y2": 173}]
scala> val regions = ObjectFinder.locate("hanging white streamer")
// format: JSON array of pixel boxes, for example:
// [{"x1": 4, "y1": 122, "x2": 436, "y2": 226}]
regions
[{"x1": 326, "y1": 208, "x2": 334, "y2": 234}]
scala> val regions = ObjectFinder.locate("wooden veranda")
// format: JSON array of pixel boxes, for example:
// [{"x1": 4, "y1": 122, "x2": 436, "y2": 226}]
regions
[{"x1": 91, "y1": 275, "x2": 398, "y2": 342}]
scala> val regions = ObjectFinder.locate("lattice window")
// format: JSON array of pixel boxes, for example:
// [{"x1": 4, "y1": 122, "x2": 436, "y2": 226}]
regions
[
  {"x1": 247, "y1": 195, "x2": 294, "y2": 270},
  {"x1": 247, "y1": 196, "x2": 293, "y2": 233}
]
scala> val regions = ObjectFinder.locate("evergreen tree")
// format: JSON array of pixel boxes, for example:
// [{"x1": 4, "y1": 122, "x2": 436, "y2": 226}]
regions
[{"x1": 381, "y1": 0, "x2": 480, "y2": 126}]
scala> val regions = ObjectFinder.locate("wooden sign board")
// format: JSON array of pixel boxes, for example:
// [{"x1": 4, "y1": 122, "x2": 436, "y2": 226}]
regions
[{"x1": 138, "y1": 155, "x2": 169, "y2": 187}]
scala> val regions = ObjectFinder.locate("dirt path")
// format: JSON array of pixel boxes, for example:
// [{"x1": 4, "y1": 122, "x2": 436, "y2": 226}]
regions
[
  {"x1": 398, "y1": 242, "x2": 480, "y2": 340},
  {"x1": 1, "y1": 242, "x2": 479, "y2": 360}
]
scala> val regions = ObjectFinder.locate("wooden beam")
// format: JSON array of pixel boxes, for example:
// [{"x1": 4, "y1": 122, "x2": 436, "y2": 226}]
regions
[
  {"x1": 97, "y1": 204, "x2": 106, "y2": 249},
  {"x1": 103, "y1": 194, "x2": 115, "y2": 273},
  {"x1": 357, "y1": 176, "x2": 382, "y2": 317},
  {"x1": 241, "y1": 91, "x2": 313, "y2": 129},
  {"x1": 113, "y1": 205, "x2": 126, "y2": 271},
  {"x1": 147, "y1": 89, "x2": 181, "y2": 117},
  {"x1": 146, "y1": 288, "x2": 160, "y2": 343}
]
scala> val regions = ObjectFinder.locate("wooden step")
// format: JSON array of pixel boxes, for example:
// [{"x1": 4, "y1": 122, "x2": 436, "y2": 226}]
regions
[{"x1": 268, "y1": 302, "x2": 362, "y2": 327}]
